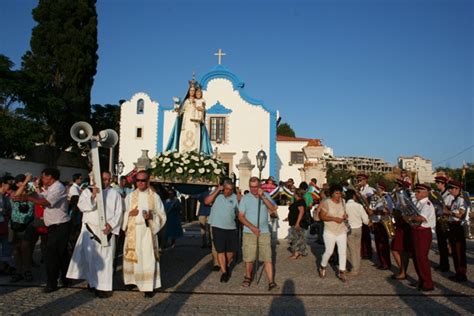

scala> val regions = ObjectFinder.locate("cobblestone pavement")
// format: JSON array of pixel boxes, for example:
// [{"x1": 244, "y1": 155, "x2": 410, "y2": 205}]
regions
[{"x1": 0, "y1": 223, "x2": 473, "y2": 315}]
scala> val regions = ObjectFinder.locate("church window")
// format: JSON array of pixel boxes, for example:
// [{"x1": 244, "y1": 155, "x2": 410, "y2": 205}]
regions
[
  {"x1": 137, "y1": 99, "x2": 144, "y2": 114},
  {"x1": 290, "y1": 151, "x2": 304, "y2": 164},
  {"x1": 136, "y1": 127, "x2": 143, "y2": 138},
  {"x1": 210, "y1": 117, "x2": 225, "y2": 142}
]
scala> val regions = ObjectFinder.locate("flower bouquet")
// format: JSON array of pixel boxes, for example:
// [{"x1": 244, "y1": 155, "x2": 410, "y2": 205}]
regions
[{"x1": 148, "y1": 150, "x2": 225, "y2": 185}]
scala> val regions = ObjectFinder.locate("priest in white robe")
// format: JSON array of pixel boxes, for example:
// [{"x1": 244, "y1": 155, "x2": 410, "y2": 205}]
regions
[
  {"x1": 122, "y1": 170, "x2": 166, "y2": 297},
  {"x1": 66, "y1": 171, "x2": 123, "y2": 297}
]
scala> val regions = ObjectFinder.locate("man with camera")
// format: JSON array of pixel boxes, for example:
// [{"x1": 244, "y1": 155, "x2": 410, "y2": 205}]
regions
[
  {"x1": 122, "y1": 170, "x2": 167, "y2": 298},
  {"x1": 66, "y1": 171, "x2": 123, "y2": 298},
  {"x1": 15, "y1": 168, "x2": 70, "y2": 293}
]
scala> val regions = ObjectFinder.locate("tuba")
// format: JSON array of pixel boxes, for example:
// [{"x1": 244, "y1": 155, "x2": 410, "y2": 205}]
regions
[
  {"x1": 395, "y1": 189, "x2": 421, "y2": 226},
  {"x1": 380, "y1": 193, "x2": 396, "y2": 239},
  {"x1": 371, "y1": 192, "x2": 396, "y2": 239}
]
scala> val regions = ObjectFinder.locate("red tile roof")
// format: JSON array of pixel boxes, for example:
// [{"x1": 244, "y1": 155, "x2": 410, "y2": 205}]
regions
[{"x1": 277, "y1": 135, "x2": 322, "y2": 146}]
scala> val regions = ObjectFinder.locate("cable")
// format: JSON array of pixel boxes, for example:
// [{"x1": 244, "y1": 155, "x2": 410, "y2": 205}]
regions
[{"x1": 433, "y1": 145, "x2": 474, "y2": 166}]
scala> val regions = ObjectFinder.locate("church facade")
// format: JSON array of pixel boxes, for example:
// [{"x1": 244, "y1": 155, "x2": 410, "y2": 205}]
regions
[{"x1": 118, "y1": 64, "x2": 329, "y2": 184}]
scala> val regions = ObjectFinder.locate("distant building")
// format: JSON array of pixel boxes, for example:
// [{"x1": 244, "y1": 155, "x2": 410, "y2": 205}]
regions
[
  {"x1": 276, "y1": 136, "x2": 332, "y2": 184},
  {"x1": 326, "y1": 156, "x2": 394, "y2": 174},
  {"x1": 398, "y1": 155, "x2": 434, "y2": 183}
]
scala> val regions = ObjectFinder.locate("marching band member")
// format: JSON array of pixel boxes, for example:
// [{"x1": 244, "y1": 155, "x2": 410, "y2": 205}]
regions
[
  {"x1": 390, "y1": 179, "x2": 412, "y2": 280},
  {"x1": 406, "y1": 183, "x2": 436, "y2": 291},
  {"x1": 433, "y1": 176, "x2": 452, "y2": 272},
  {"x1": 370, "y1": 182, "x2": 393, "y2": 270},
  {"x1": 445, "y1": 180, "x2": 468, "y2": 282},
  {"x1": 356, "y1": 174, "x2": 375, "y2": 260}
]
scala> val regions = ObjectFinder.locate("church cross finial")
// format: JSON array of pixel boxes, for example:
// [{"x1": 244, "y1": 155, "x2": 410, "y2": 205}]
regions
[{"x1": 214, "y1": 48, "x2": 226, "y2": 65}]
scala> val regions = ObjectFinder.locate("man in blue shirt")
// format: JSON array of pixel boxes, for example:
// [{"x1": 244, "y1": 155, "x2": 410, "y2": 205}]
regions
[
  {"x1": 239, "y1": 177, "x2": 278, "y2": 291},
  {"x1": 204, "y1": 178, "x2": 239, "y2": 283}
]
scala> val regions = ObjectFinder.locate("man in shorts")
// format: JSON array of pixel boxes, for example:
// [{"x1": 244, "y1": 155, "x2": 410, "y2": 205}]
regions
[{"x1": 238, "y1": 177, "x2": 278, "y2": 291}]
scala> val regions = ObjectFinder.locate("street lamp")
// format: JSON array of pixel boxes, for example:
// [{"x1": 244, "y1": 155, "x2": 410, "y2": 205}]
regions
[
  {"x1": 256, "y1": 149, "x2": 267, "y2": 180},
  {"x1": 254, "y1": 149, "x2": 267, "y2": 283}
]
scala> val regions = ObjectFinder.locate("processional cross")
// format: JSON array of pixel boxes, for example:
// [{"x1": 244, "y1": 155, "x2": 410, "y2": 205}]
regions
[{"x1": 214, "y1": 48, "x2": 226, "y2": 65}]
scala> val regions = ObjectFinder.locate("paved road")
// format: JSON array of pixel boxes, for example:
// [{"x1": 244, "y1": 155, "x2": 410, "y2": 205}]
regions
[{"x1": 0, "y1": 223, "x2": 473, "y2": 315}]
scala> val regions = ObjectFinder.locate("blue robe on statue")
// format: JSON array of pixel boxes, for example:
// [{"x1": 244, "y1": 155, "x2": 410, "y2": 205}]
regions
[{"x1": 165, "y1": 111, "x2": 213, "y2": 155}]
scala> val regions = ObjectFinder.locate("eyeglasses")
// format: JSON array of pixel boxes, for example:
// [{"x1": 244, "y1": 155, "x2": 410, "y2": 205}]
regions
[
  {"x1": 136, "y1": 179, "x2": 148, "y2": 183},
  {"x1": 249, "y1": 185, "x2": 259, "y2": 189}
]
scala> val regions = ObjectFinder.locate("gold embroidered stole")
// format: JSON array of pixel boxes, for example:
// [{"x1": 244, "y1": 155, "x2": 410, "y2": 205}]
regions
[{"x1": 124, "y1": 189, "x2": 160, "y2": 263}]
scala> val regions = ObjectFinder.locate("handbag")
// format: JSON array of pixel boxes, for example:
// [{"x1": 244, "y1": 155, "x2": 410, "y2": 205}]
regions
[
  {"x1": 10, "y1": 221, "x2": 28, "y2": 232},
  {"x1": 300, "y1": 210, "x2": 312, "y2": 230},
  {"x1": 342, "y1": 200, "x2": 351, "y2": 235}
]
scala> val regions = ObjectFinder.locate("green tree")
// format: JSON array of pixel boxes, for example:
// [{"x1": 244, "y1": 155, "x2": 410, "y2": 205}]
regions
[
  {"x1": 90, "y1": 103, "x2": 121, "y2": 171},
  {"x1": 0, "y1": 111, "x2": 46, "y2": 158},
  {"x1": 277, "y1": 122, "x2": 296, "y2": 137},
  {"x1": 0, "y1": 54, "x2": 45, "y2": 158},
  {"x1": 326, "y1": 165, "x2": 355, "y2": 186},
  {"x1": 0, "y1": 55, "x2": 20, "y2": 114},
  {"x1": 20, "y1": 0, "x2": 98, "y2": 165},
  {"x1": 90, "y1": 104, "x2": 120, "y2": 133}
]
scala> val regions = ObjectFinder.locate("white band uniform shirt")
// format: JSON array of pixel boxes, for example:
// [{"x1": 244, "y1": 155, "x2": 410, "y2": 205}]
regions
[{"x1": 416, "y1": 197, "x2": 436, "y2": 229}]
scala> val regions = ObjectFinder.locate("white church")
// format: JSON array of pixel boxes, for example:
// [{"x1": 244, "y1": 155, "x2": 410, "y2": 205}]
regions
[{"x1": 118, "y1": 53, "x2": 332, "y2": 189}]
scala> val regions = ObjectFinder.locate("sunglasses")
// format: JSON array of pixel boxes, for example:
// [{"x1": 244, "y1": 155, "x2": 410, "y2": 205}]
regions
[{"x1": 136, "y1": 179, "x2": 148, "y2": 183}]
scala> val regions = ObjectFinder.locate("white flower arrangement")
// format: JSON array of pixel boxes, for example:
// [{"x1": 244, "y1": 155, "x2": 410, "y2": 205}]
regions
[{"x1": 149, "y1": 150, "x2": 225, "y2": 184}]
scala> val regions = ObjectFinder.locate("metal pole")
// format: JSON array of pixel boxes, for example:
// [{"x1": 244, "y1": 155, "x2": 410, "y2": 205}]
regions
[
  {"x1": 253, "y1": 195, "x2": 262, "y2": 282},
  {"x1": 253, "y1": 169, "x2": 263, "y2": 283},
  {"x1": 91, "y1": 140, "x2": 109, "y2": 247},
  {"x1": 109, "y1": 147, "x2": 114, "y2": 175}
]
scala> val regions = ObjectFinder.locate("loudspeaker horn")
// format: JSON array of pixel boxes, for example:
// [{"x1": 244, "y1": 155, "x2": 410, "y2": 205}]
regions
[
  {"x1": 98, "y1": 129, "x2": 119, "y2": 148},
  {"x1": 70, "y1": 121, "x2": 93, "y2": 143}
]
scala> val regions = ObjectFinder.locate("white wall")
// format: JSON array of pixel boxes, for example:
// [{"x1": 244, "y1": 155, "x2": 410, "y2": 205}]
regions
[
  {"x1": 119, "y1": 93, "x2": 159, "y2": 175},
  {"x1": 0, "y1": 158, "x2": 87, "y2": 182},
  {"x1": 206, "y1": 79, "x2": 271, "y2": 179},
  {"x1": 276, "y1": 140, "x2": 307, "y2": 182}
]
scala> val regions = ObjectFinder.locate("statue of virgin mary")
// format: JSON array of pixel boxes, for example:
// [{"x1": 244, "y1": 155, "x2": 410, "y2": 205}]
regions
[{"x1": 165, "y1": 75, "x2": 213, "y2": 155}]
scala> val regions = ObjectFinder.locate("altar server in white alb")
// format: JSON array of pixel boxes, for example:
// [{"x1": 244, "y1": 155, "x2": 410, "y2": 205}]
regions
[
  {"x1": 66, "y1": 171, "x2": 123, "y2": 298},
  {"x1": 122, "y1": 170, "x2": 167, "y2": 298}
]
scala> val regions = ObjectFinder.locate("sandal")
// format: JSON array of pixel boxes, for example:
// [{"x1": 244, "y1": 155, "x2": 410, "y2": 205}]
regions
[
  {"x1": 10, "y1": 273, "x2": 23, "y2": 283},
  {"x1": 318, "y1": 266, "x2": 326, "y2": 278},
  {"x1": 241, "y1": 276, "x2": 252, "y2": 288},
  {"x1": 268, "y1": 282, "x2": 279, "y2": 291},
  {"x1": 338, "y1": 270, "x2": 347, "y2": 283},
  {"x1": 391, "y1": 274, "x2": 407, "y2": 280}
]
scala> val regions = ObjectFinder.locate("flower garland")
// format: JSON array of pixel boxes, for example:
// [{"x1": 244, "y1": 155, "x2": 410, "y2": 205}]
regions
[{"x1": 149, "y1": 150, "x2": 225, "y2": 184}]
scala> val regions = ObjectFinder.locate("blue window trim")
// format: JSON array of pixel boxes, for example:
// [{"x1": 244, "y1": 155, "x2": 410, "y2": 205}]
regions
[
  {"x1": 207, "y1": 101, "x2": 233, "y2": 115},
  {"x1": 156, "y1": 104, "x2": 173, "y2": 153}
]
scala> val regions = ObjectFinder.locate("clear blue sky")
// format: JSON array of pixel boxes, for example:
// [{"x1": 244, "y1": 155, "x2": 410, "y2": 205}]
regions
[{"x1": 1, "y1": 0, "x2": 472, "y2": 168}]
